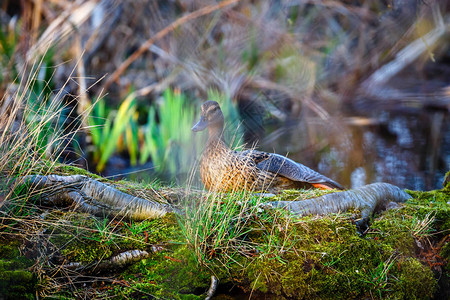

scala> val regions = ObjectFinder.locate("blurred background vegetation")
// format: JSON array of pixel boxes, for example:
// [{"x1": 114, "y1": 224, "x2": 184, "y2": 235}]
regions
[{"x1": 0, "y1": 0, "x2": 448, "y2": 190}]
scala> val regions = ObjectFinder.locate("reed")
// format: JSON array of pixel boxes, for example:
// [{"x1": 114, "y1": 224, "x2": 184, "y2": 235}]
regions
[{"x1": 88, "y1": 94, "x2": 137, "y2": 172}]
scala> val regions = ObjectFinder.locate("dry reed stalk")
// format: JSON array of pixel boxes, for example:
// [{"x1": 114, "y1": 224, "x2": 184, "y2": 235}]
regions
[
  {"x1": 101, "y1": 0, "x2": 241, "y2": 91},
  {"x1": 362, "y1": 5, "x2": 447, "y2": 93},
  {"x1": 31, "y1": 0, "x2": 43, "y2": 42},
  {"x1": 26, "y1": 0, "x2": 99, "y2": 63},
  {"x1": 74, "y1": 34, "x2": 90, "y2": 118}
]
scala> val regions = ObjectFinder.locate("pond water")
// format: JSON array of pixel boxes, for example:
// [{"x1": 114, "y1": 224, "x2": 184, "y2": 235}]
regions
[{"x1": 258, "y1": 104, "x2": 449, "y2": 191}]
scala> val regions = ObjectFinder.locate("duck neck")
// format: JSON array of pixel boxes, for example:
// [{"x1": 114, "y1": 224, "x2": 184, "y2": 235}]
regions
[{"x1": 207, "y1": 124, "x2": 227, "y2": 147}]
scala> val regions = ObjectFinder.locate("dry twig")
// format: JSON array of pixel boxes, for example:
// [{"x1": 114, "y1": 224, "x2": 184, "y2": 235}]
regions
[{"x1": 101, "y1": 0, "x2": 241, "y2": 92}]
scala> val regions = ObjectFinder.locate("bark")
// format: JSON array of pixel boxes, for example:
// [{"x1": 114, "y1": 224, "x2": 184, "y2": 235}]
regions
[
  {"x1": 16, "y1": 175, "x2": 178, "y2": 220},
  {"x1": 62, "y1": 249, "x2": 160, "y2": 273},
  {"x1": 205, "y1": 276, "x2": 219, "y2": 300},
  {"x1": 264, "y1": 182, "x2": 412, "y2": 219}
]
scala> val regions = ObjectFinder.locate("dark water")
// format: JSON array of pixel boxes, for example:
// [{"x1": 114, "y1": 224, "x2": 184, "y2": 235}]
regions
[{"x1": 258, "y1": 105, "x2": 449, "y2": 191}]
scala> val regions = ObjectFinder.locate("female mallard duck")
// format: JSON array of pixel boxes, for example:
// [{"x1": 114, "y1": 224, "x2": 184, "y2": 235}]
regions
[{"x1": 192, "y1": 100, "x2": 343, "y2": 193}]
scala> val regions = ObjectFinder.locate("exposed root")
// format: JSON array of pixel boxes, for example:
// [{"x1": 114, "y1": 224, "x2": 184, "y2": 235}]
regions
[
  {"x1": 12, "y1": 176, "x2": 413, "y2": 225},
  {"x1": 15, "y1": 175, "x2": 178, "y2": 220},
  {"x1": 62, "y1": 249, "x2": 153, "y2": 273},
  {"x1": 264, "y1": 182, "x2": 412, "y2": 219},
  {"x1": 205, "y1": 275, "x2": 219, "y2": 300}
]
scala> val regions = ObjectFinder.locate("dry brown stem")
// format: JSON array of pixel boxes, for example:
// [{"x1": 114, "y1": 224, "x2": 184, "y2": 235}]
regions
[{"x1": 101, "y1": 0, "x2": 241, "y2": 92}]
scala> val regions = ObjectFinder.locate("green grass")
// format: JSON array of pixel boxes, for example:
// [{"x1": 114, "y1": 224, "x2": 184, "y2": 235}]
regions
[
  {"x1": 141, "y1": 89, "x2": 197, "y2": 176},
  {"x1": 180, "y1": 190, "x2": 261, "y2": 268},
  {"x1": 88, "y1": 94, "x2": 137, "y2": 172},
  {"x1": 0, "y1": 22, "x2": 19, "y2": 85}
]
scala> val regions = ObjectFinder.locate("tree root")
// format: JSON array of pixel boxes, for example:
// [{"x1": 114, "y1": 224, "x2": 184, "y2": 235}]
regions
[
  {"x1": 205, "y1": 275, "x2": 219, "y2": 300},
  {"x1": 16, "y1": 175, "x2": 178, "y2": 220},
  {"x1": 264, "y1": 182, "x2": 412, "y2": 219},
  {"x1": 14, "y1": 176, "x2": 413, "y2": 225},
  {"x1": 62, "y1": 248, "x2": 161, "y2": 273}
]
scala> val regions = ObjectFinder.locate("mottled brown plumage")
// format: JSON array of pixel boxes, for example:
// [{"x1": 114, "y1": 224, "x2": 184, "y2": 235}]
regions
[{"x1": 192, "y1": 101, "x2": 343, "y2": 193}]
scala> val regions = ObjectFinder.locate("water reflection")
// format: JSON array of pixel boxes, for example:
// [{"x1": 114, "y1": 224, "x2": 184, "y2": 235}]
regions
[{"x1": 259, "y1": 108, "x2": 449, "y2": 191}]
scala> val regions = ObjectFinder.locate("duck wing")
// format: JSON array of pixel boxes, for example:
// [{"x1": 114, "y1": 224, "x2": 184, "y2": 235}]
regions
[{"x1": 241, "y1": 150, "x2": 343, "y2": 190}]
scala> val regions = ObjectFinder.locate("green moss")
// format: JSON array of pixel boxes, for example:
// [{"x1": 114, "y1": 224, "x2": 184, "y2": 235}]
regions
[
  {"x1": 61, "y1": 239, "x2": 113, "y2": 263},
  {"x1": 49, "y1": 212, "x2": 180, "y2": 264},
  {"x1": 271, "y1": 188, "x2": 336, "y2": 201},
  {"x1": 209, "y1": 187, "x2": 446, "y2": 299},
  {"x1": 8, "y1": 206, "x2": 204, "y2": 298},
  {"x1": 443, "y1": 170, "x2": 450, "y2": 190},
  {"x1": 46, "y1": 214, "x2": 113, "y2": 263},
  {"x1": 365, "y1": 189, "x2": 450, "y2": 258},
  {"x1": 391, "y1": 258, "x2": 437, "y2": 299},
  {"x1": 0, "y1": 240, "x2": 21, "y2": 258},
  {"x1": 113, "y1": 246, "x2": 209, "y2": 299},
  {"x1": 119, "y1": 213, "x2": 180, "y2": 249},
  {"x1": 0, "y1": 240, "x2": 37, "y2": 300},
  {"x1": 370, "y1": 210, "x2": 416, "y2": 256},
  {"x1": 243, "y1": 220, "x2": 401, "y2": 298},
  {"x1": 41, "y1": 210, "x2": 210, "y2": 298},
  {"x1": 2, "y1": 175, "x2": 447, "y2": 299},
  {"x1": 138, "y1": 213, "x2": 179, "y2": 244},
  {"x1": 442, "y1": 239, "x2": 450, "y2": 261},
  {"x1": 54, "y1": 164, "x2": 103, "y2": 179},
  {"x1": 407, "y1": 189, "x2": 450, "y2": 231},
  {"x1": 281, "y1": 259, "x2": 312, "y2": 298},
  {"x1": 232, "y1": 215, "x2": 438, "y2": 298}
]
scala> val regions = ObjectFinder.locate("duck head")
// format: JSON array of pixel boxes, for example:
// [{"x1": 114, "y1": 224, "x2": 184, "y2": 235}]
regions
[{"x1": 192, "y1": 100, "x2": 224, "y2": 136}]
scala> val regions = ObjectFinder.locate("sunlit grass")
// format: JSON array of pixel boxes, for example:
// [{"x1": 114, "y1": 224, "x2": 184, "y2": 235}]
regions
[
  {"x1": 88, "y1": 94, "x2": 137, "y2": 172},
  {"x1": 180, "y1": 188, "x2": 267, "y2": 268},
  {"x1": 180, "y1": 140, "x2": 292, "y2": 271},
  {"x1": 141, "y1": 88, "x2": 197, "y2": 176},
  {"x1": 0, "y1": 63, "x2": 78, "y2": 180},
  {"x1": 0, "y1": 57, "x2": 92, "y2": 297}
]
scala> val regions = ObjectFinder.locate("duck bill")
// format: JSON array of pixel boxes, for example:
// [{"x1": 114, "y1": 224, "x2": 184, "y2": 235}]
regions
[{"x1": 191, "y1": 116, "x2": 207, "y2": 132}]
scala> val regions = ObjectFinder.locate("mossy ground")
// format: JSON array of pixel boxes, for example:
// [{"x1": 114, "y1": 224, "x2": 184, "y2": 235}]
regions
[
  {"x1": 0, "y1": 167, "x2": 448, "y2": 299},
  {"x1": 0, "y1": 240, "x2": 37, "y2": 300}
]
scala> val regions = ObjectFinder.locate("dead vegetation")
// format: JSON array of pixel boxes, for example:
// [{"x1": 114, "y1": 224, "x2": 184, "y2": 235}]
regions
[{"x1": 3, "y1": 0, "x2": 448, "y2": 112}]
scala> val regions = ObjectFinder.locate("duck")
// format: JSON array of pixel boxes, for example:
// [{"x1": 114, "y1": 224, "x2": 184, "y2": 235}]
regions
[{"x1": 192, "y1": 100, "x2": 343, "y2": 193}]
